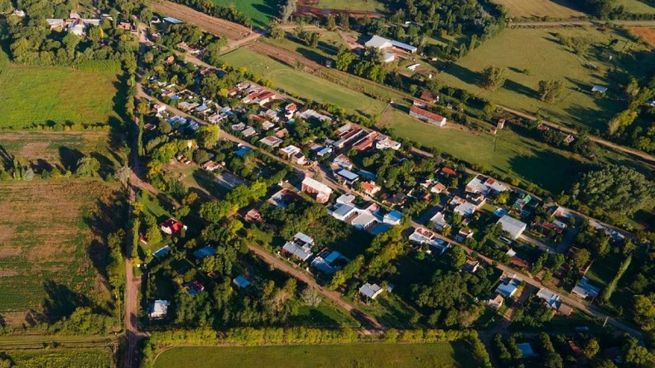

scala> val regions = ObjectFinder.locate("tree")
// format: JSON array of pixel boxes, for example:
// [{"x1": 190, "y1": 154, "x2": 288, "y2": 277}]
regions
[
  {"x1": 633, "y1": 294, "x2": 655, "y2": 331},
  {"x1": 300, "y1": 287, "x2": 321, "y2": 307},
  {"x1": 448, "y1": 245, "x2": 467, "y2": 269},
  {"x1": 583, "y1": 338, "x2": 600, "y2": 359},
  {"x1": 197, "y1": 125, "x2": 220, "y2": 149},
  {"x1": 572, "y1": 248, "x2": 591, "y2": 270},
  {"x1": 480, "y1": 66, "x2": 506, "y2": 90},
  {"x1": 325, "y1": 14, "x2": 336, "y2": 30},
  {"x1": 281, "y1": 0, "x2": 297, "y2": 22},
  {"x1": 75, "y1": 157, "x2": 100, "y2": 177},
  {"x1": 270, "y1": 23, "x2": 284, "y2": 40},
  {"x1": 335, "y1": 49, "x2": 355, "y2": 71},
  {"x1": 538, "y1": 80, "x2": 564, "y2": 103}
]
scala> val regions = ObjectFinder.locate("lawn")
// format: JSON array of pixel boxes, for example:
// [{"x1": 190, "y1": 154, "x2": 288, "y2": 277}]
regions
[
  {"x1": 382, "y1": 109, "x2": 585, "y2": 193},
  {"x1": 434, "y1": 27, "x2": 655, "y2": 133},
  {"x1": 212, "y1": 0, "x2": 282, "y2": 27},
  {"x1": 0, "y1": 180, "x2": 116, "y2": 326},
  {"x1": 0, "y1": 348, "x2": 113, "y2": 368},
  {"x1": 220, "y1": 47, "x2": 387, "y2": 116},
  {"x1": 491, "y1": 0, "x2": 585, "y2": 18},
  {"x1": 0, "y1": 60, "x2": 121, "y2": 128},
  {"x1": 0, "y1": 131, "x2": 121, "y2": 172},
  {"x1": 154, "y1": 342, "x2": 479, "y2": 368},
  {"x1": 315, "y1": 0, "x2": 385, "y2": 11}
]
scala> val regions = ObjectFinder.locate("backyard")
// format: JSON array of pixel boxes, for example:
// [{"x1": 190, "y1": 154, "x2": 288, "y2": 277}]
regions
[
  {"x1": 434, "y1": 27, "x2": 655, "y2": 133},
  {"x1": 154, "y1": 342, "x2": 479, "y2": 368},
  {"x1": 0, "y1": 180, "x2": 117, "y2": 326}
]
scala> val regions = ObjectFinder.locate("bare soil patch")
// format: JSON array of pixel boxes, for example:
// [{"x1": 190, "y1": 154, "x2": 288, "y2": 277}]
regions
[{"x1": 632, "y1": 27, "x2": 655, "y2": 47}]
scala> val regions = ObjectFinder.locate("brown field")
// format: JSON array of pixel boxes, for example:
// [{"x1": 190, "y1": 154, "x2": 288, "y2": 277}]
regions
[
  {"x1": 0, "y1": 180, "x2": 118, "y2": 325},
  {"x1": 492, "y1": 0, "x2": 585, "y2": 18},
  {"x1": 631, "y1": 27, "x2": 655, "y2": 47}
]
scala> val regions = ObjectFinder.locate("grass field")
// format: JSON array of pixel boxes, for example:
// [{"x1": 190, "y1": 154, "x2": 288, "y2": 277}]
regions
[
  {"x1": 434, "y1": 27, "x2": 655, "y2": 132},
  {"x1": 0, "y1": 348, "x2": 113, "y2": 368},
  {"x1": 491, "y1": 0, "x2": 585, "y2": 18},
  {"x1": 220, "y1": 47, "x2": 387, "y2": 116},
  {"x1": 154, "y1": 343, "x2": 478, "y2": 368},
  {"x1": 617, "y1": 0, "x2": 655, "y2": 14},
  {"x1": 0, "y1": 180, "x2": 115, "y2": 325},
  {"x1": 212, "y1": 0, "x2": 281, "y2": 27},
  {"x1": 0, "y1": 60, "x2": 121, "y2": 128},
  {"x1": 0, "y1": 131, "x2": 120, "y2": 172},
  {"x1": 315, "y1": 0, "x2": 385, "y2": 11}
]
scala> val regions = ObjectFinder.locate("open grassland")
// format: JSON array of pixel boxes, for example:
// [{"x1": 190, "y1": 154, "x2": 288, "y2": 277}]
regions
[
  {"x1": 154, "y1": 342, "x2": 478, "y2": 368},
  {"x1": 211, "y1": 0, "x2": 280, "y2": 27},
  {"x1": 0, "y1": 348, "x2": 113, "y2": 368},
  {"x1": 0, "y1": 131, "x2": 121, "y2": 171},
  {"x1": 0, "y1": 60, "x2": 120, "y2": 128},
  {"x1": 315, "y1": 0, "x2": 385, "y2": 11},
  {"x1": 616, "y1": 0, "x2": 655, "y2": 14},
  {"x1": 220, "y1": 47, "x2": 387, "y2": 116},
  {"x1": 435, "y1": 27, "x2": 655, "y2": 132},
  {"x1": 491, "y1": 0, "x2": 585, "y2": 18},
  {"x1": 0, "y1": 180, "x2": 115, "y2": 324}
]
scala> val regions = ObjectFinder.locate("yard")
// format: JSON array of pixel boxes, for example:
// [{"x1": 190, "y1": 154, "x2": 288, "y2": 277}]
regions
[
  {"x1": 154, "y1": 342, "x2": 479, "y2": 368},
  {"x1": 491, "y1": 0, "x2": 585, "y2": 18},
  {"x1": 0, "y1": 348, "x2": 113, "y2": 368},
  {"x1": 220, "y1": 47, "x2": 388, "y2": 116},
  {"x1": 0, "y1": 59, "x2": 121, "y2": 128},
  {"x1": 434, "y1": 27, "x2": 655, "y2": 132},
  {"x1": 211, "y1": 0, "x2": 281, "y2": 27},
  {"x1": 0, "y1": 180, "x2": 117, "y2": 326}
]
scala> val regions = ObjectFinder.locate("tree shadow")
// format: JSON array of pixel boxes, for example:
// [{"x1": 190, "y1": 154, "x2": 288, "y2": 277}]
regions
[
  {"x1": 90, "y1": 151, "x2": 116, "y2": 179},
  {"x1": 438, "y1": 61, "x2": 480, "y2": 85},
  {"x1": 296, "y1": 47, "x2": 326, "y2": 65},
  {"x1": 41, "y1": 280, "x2": 91, "y2": 322},
  {"x1": 58, "y1": 146, "x2": 84, "y2": 172},
  {"x1": 508, "y1": 149, "x2": 584, "y2": 194},
  {"x1": 503, "y1": 79, "x2": 539, "y2": 99}
]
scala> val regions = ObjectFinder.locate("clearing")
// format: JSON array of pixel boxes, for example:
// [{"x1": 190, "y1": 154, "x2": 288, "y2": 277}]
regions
[
  {"x1": 0, "y1": 60, "x2": 121, "y2": 129},
  {"x1": 491, "y1": 0, "x2": 585, "y2": 18},
  {"x1": 220, "y1": 47, "x2": 388, "y2": 116},
  {"x1": 154, "y1": 342, "x2": 479, "y2": 368},
  {"x1": 315, "y1": 0, "x2": 385, "y2": 11},
  {"x1": 0, "y1": 180, "x2": 117, "y2": 326},
  {"x1": 212, "y1": 0, "x2": 281, "y2": 27},
  {"x1": 434, "y1": 27, "x2": 655, "y2": 132}
]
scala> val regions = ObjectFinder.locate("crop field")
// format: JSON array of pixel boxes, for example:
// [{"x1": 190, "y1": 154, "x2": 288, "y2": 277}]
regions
[
  {"x1": 0, "y1": 131, "x2": 121, "y2": 172},
  {"x1": 0, "y1": 60, "x2": 121, "y2": 128},
  {"x1": 0, "y1": 348, "x2": 113, "y2": 368},
  {"x1": 491, "y1": 0, "x2": 585, "y2": 18},
  {"x1": 154, "y1": 342, "x2": 478, "y2": 368},
  {"x1": 434, "y1": 27, "x2": 655, "y2": 132},
  {"x1": 315, "y1": 0, "x2": 385, "y2": 11},
  {"x1": 212, "y1": 0, "x2": 281, "y2": 27},
  {"x1": 220, "y1": 47, "x2": 387, "y2": 116},
  {"x1": 0, "y1": 180, "x2": 116, "y2": 325}
]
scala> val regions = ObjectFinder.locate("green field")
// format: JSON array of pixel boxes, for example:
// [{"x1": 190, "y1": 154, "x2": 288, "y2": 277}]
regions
[
  {"x1": 0, "y1": 60, "x2": 121, "y2": 128},
  {"x1": 491, "y1": 0, "x2": 585, "y2": 18},
  {"x1": 316, "y1": 0, "x2": 385, "y2": 11},
  {"x1": 434, "y1": 27, "x2": 655, "y2": 132},
  {"x1": 220, "y1": 47, "x2": 387, "y2": 116},
  {"x1": 617, "y1": 0, "x2": 655, "y2": 14},
  {"x1": 154, "y1": 343, "x2": 478, "y2": 368},
  {"x1": 0, "y1": 348, "x2": 113, "y2": 368},
  {"x1": 0, "y1": 180, "x2": 115, "y2": 326},
  {"x1": 212, "y1": 0, "x2": 280, "y2": 27}
]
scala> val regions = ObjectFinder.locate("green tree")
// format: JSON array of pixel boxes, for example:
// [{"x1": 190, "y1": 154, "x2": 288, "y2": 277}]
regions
[
  {"x1": 75, "y1": 157, "x2": 100, "y2": 177},
  {"x1": 335, "y1": 49, "x2": 355, "y2": 71},
  {"x1": 480, "y1": 66, "x2": 506, "y2": 90},
  {"x1": 538, "y1": 80, "x2": 564, "y2": 103},
  {"x1": 197, "y1": 125, "x2": 220, "y2": 149}
]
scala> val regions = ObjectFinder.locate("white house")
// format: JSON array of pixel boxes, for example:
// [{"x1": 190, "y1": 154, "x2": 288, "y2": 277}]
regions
[
  {"x1": 497, "y1": 215, "x2": 527, "y2": 240},
  {"x1": 149, "y1": 300, "x2": 170, "y2": 319},
  {"x1": 495, "y1": 275, "x2": 521, "y2": 298},
  {"x1": 359, "y1": 283, "x2": 384, "y2": 300}
]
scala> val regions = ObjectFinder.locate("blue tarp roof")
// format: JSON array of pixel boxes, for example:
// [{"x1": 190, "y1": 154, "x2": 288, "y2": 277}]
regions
[{"x1": 193, "y1": 246, "x2": 216, "y2": 260}]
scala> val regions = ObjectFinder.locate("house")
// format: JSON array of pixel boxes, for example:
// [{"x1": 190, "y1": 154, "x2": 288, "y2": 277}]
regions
[
  {"x1": 487, "y1": 294, "x2": 504, "y2": 309},
  {"x1": 536, "y1": 288, "x2": 561, "y2": 310},
  {"x1": 429, "y1": 182, "x2": 447, "y2": 194},
  {"x1": 408, "y1": 227, "x2": 451, "y2": 254},
  {"x1": 330, "y1": 203, "x2": 358, "y2": 222},
  {"x1": 13, "y1": 9, "x2": 26, "y2": 17},
  {"x1": 163, "y1": 16, "x2": 183, "y2": 25},
  {"x1": 259, "y1": 135, "x2": 283, "y2": 148},
  {"x1": 463, "y1": 259, "x2": 480, "y2": 273},
  {"x1": 375, "y1": 136, "x2": 401, "y2": 150},
  {"x1": 333, "y1": 154, "x2": 354, "y2": 170},
  {"x1": 361, "y1": 181, "x2": 381, "y2": 196},
  {"x1": 232, "y1": 275, "x2": 252, "y2": 289},
  {"x1": 497, "y1": 215, "x2": 527, "y2": 240},
  {"x1": 193, "y1": 245, "x2": 216, "y2": 260},
  {"x1": 365, "y1": 35, "x2": 418, "y2": 54},
  {"x1": 410, "y1": 105, "x2": 447, "y2": 127},
  {"x1": 298, "y1": 109, "x2": 332, "y2": 122},
  {"x1": 160, "y1": 218, "x2": 187, "y2": 235},
  {"x1": 359, "y1": 283, "x2": 384, "y2": 300},
  {"x1": 440, "y1": 167, "x2": 458, "y2": 177},
  {"x1": 572, "y1": 276, "x2": 601, "y2": 300},
  {"x1": 382, "y1": 52, "x2": 395, "y2": 63},
  {"x1": 517, "y1": 343, "x2": 537, "y2": 358},
  {"x1": 495, "y1": 275, "x2": 521, "y2": 298},
  {"x1": 311, "y1": 250, "x2": 348, "y2": 275},
  {"x1": 244, "y1": 208, "x2": 263, "y2": 223},
  {"x1": 201, "y1": 160, "x2": 222, "y2": 172},
  {"x1": 149, "y1": 300, "x2": 170, "y2": 319},
  {"x1": 451, "y1": 197, "x2": 478, "y2": 217},
  {"x1": 302, "y1": 176, "x2": 333, "y2": 204},
  {"x1": 336, "y1": 193, "x2": 356, "y2": 205},
  {"x1": 280, "y1": 145, "x2": 302, "y2": 159},
  {"x1": 429, "y1": 211, "x2": 450, "y2": 231},
  {"x1": 351, "y1": 211, "x2": 378, "y2": 231},
  {"x1": 591, "y1": 85, "x2": 608, "y2": 94},
  {"x1": 282, "y1": 232, "x2": 315, "y2": 262},
  {"x1": 67, "y1": 22, "x2": 86, "y2": 36},
  {"x1": 383, "y1": 210, "x2": 403, "y2": 225},
  {"x1": 336, "y1": 169, "x2": 360, "y2": 185},
  {"x1": 241, "y1": 127, "x2": 257, "y2": 138},
  {"x1": 466, "y1": 175, "x2": 509, "y2": 195},
  {"x1": 419, "y1": 90, "x2": 439, "y2": 105},
  {"x1": 185, "y1": 281, "x2": 205, "y2": 296}
]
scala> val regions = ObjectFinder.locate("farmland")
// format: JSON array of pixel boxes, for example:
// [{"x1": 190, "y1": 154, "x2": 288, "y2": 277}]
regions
[
  {"x1": 154, "y1": 342, "x2": 478, "y2": 368},
  {"x1": 212, "y1": 0, "x2": 281, "y2": 27},
  {"x1": 631, "y1": 27, "x2": 655, "y2": 47},
  {"x1": 617, "y1": 0, "x2": 655, "y2": 14},
  {"x1": 0, "y1": 59, "x2": 121, "y2": 128},
  {"x1": 315, "y1": 0, "x2": 385, "y2": 11},
  {"x1": 220, "y1": 47, "x2": 388, "y2": 116},
  {"x1": 0, "y1": 347, "x2": 113, "y2": 368},
  {"x1": 434, "y1": 27, "x2": 655, "y2": 132},
  {"x1": 0, "y1": 180, "x2": 116, "y2": 325},
  {"x1": 491, "y1": 0, "x2": 585, "y2": 18}
]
